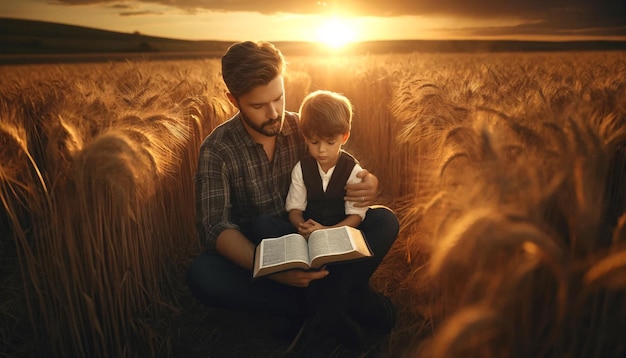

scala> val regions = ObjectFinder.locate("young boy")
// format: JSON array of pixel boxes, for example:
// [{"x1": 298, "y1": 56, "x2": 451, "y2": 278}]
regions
[
  {"x1": 283, "y1": 90, "x2": 384, "y2": 351},
  {"x1": 285, "y1": 90, "x2": 367, "y2": 238}
]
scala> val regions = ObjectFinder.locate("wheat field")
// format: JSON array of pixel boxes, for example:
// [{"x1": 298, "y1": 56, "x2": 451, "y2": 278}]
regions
[{"x1": 1, "y1": 51, "x2": 625, "y2": 357}]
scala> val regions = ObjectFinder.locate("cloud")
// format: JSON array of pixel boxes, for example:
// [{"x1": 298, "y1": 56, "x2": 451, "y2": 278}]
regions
[
  {"x1": 104, "y1": 2, "x2": 162, "y2": 16},
  {"x1": 119, "y1": 10, "x2": 163, "y2": 16},
  {"x1": 48, "y1": 0, "x2": 626, "y2": 37},
  {"x1": 110, "y1": 3, "x2": 133, "y2": 9}
]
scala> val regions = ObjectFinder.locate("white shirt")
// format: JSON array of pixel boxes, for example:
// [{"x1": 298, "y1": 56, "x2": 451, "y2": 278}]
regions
[{"x1": 285, "y1": 160, "x2": 368, "y2": 220}]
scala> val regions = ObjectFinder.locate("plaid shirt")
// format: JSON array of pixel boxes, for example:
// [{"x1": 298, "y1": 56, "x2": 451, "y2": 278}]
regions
[{"x1": 195, "y1": 111, "x2": 306, "y2": 252}]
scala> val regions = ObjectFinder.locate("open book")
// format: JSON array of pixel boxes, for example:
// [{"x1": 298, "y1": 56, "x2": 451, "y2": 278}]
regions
[{"x1": 253, "y1": 226, "x2": 373, "y2": 279}]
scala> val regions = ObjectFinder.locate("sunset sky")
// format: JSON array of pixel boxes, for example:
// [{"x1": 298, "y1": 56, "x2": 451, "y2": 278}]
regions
[{"x1": 1, "y1": 0, "x2": 625, "y2": 44}]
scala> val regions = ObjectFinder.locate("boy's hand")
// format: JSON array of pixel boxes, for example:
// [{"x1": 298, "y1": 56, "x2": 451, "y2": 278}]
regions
[
  {"x1": 345, "y1": 169, "x2": 379, "y2": 207},
  {"x1": 297, "y1": 219, "x2": 324, "y2": 238}
]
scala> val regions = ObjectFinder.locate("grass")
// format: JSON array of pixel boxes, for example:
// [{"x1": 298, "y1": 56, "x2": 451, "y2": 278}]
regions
[{"x1": 1, "y1": 50, "x2": 626, "y2": 357}]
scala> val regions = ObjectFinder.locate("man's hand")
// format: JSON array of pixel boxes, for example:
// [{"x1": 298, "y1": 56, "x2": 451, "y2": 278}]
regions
[
  {"x1": 345, "y1": 169, "x2": 379, "y2": 207},
  {"x1": 269, "y1": 268, "x2": 329, "y2": 287}
]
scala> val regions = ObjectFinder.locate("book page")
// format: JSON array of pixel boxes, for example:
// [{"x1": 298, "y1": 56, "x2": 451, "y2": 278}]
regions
[
  {"x1": 308, "y1": 227, "x2": 355, "y2": 262},
  {"x1": 259, "y1": 234, "x2": 310, "y2": 269}
]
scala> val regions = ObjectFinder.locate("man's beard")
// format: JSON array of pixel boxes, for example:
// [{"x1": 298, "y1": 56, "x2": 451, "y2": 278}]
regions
[{"x1": 240, "y1": 109, "x2": 283, "y2": 137}]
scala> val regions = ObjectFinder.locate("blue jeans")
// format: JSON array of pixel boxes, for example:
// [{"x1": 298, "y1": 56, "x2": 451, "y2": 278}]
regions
[{"x1": 185, "y1": 206, "x2": 400, "y2": 316}]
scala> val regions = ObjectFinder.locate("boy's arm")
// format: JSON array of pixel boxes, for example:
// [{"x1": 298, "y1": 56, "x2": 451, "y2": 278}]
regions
[
  {"x1": 328, "y1": 214, "x2": 362, "y2": 229},
  {"x1": 299, "y1": 214, "x2": 362, "y2": 237},
  {"x1": 285, "y1": 161, "x2": 307, "y2": 217},
  {"x1": 345, "y1": 169, "x2": 379, "y2": 207},
  {"x1": 289, "y1": 209, "x2": 305, "y2": 228}
]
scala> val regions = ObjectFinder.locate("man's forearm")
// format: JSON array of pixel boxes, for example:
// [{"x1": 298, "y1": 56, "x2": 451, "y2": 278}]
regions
[
  {"x1": 215, "y1": 229, "x2": 256, "y2": 270},
  {"x1": 345, "y1": 170, "x2": 379, "y2": 207}
]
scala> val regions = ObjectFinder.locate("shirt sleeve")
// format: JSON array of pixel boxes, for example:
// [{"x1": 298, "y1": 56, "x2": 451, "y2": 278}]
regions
[
  {"x1": 345, "y1": 163, "x2": 368, "y2": 220},
  {"x1": 285, "y1": 161, "x2": 307, "y2": 212},
  {"x1": 195, "y1": 142, "x2": 240, "y2": 253}
]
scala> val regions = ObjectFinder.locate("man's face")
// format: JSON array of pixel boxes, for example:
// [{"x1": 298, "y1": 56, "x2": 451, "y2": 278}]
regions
[{"x1": 235, "y1": 76, "x2": 285, "y2": 138}]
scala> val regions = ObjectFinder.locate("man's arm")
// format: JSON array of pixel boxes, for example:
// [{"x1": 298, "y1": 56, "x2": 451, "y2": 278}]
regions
[
  {"x1": 196, "y1": 142, "x2": 241, "y2": 252},
  {"x1": 215, "y1": 229, "x2": 256, "y2": 269},
  {"x1": 344, "y1": 169, "x2": 379, "y2": 207},
  {"x1": 271, "y1": 267, "x2": 329, "y2": 287}
]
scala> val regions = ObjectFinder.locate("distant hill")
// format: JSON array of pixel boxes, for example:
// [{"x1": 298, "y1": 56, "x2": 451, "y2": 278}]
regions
[
  {"x1": 1, "y1": 17, "x2": 626, "y2": 64},
  {"x1": 0, "y1": 17, "x2": 230, "y2": 55}
]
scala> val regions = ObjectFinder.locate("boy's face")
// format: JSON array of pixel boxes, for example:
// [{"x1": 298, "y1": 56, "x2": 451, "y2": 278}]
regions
[
  {"x1": 305, "y1": 133, "x2": 349, "y2": 171},
  {"x1": 230, "y1": 75, "x2": 285, "y2": 138}
]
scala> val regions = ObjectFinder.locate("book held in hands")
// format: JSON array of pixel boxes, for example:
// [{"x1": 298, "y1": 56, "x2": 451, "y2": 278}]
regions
[{"x1": 252, "y1": 226, "x2": 373, "y2": 279}]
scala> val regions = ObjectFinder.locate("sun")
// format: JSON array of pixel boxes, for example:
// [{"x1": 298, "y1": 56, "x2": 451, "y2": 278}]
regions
[{"x1": 315, "y1": 17, "x2": 358, "y2": 48}]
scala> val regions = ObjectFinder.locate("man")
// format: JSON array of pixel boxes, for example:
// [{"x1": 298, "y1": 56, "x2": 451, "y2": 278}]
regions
[{"x1": 186, "y1": 41, "x2": 399, "y2": 353}]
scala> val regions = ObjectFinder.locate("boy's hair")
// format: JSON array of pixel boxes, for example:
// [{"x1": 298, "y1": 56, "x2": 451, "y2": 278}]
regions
[
  {"x1": 221, "y1": 41, "x2": 286, "y2": 99},
  {"x1": 299, "y1": 90, "x2": 353, "y2": 139}
]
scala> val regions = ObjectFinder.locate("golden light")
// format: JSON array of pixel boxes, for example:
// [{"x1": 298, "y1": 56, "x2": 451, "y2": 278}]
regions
[{"x1": 315, "y1": 17, "x2": 358, "y2": 48}]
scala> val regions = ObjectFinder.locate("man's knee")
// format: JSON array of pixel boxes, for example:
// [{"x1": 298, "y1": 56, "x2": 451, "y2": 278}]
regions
[
  {"x1": 186, "y1": 252, "x2": 237, "y2": 305},
  {"x1": 186, "y1": 253, "x2": 211, "y2": 300},
  {"x1": 363, "y1": 205, "x2": 400, "y2": 237}
]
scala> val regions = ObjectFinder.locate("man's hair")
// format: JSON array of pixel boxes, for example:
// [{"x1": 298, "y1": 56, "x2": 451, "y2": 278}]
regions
[
  {"x1": 221, "y1": 41, "x2": 286, "y2": 99},
  {"x1": 299, "y1": 90, "x2": 353, "y2": 139}
]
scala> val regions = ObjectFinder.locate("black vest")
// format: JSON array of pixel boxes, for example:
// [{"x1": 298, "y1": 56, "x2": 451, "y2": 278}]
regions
[{"x1": 301, "y1": 151, "x2": 358, "y2": 226}]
